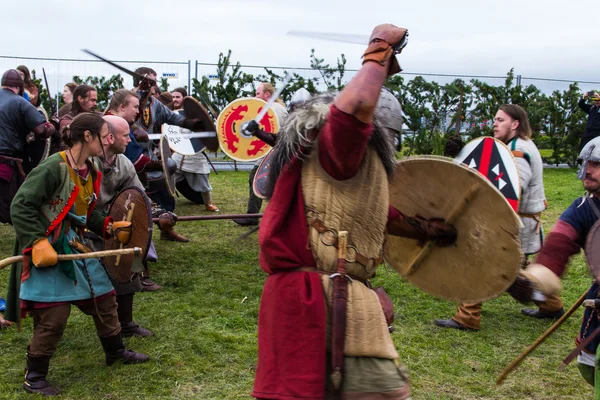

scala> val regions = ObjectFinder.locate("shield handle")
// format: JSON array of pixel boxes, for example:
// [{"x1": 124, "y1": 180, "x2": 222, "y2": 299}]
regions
[
  {"x1": 115, "y1": 203, "x2": 135, "y2": 267},
  {"x1": 405, "y1": 183, "x2": 480, "y2": 276}
]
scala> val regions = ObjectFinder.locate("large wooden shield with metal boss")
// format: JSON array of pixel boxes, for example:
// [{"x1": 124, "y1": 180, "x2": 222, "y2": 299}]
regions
[
  {"x1": 216, "y1": 98, "x2": 280, "y2": 162},
  {"x1": 104, "y1": 186, "x2": 152, "y2": 283},
  {"x1": 253, "y1": 150, "x2": 275, "y2": 199},
  {"x1": 455, "y1": 137, "x2": 521, "y2": 212},
  {"x1": 384, "y1": 157, "x2": 523, "y2": 303},
  {"x1": 586, "y1": 219, "x2": 600, "y2": 282},
  {"x1": 160, "y1": 135, "x2": 176, "y2": 197}
]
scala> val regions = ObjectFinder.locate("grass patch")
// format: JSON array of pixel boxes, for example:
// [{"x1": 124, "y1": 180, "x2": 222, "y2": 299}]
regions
[{"x1": 0, "y1": 168, "x2": 593, "y2": 399}]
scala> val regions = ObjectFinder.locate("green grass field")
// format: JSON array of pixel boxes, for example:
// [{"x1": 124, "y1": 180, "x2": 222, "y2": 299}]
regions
[{"x1": 0, "y1": 167, "x2": 593, "y2": 399}]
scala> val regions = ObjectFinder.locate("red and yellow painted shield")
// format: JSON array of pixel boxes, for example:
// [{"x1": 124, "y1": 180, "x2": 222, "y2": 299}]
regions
[{"x1": 216, "y1": 98, "x2": 280, "y2": 161}]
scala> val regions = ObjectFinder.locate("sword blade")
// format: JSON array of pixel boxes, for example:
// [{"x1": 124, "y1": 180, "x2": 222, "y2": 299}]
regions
[
  {"x1": 253, "y1": 74, "x2": 293, "y2": 124},
  {"x1": 287, "y1": 30, "x2": 369, "y2": 45},
  {"x1": 148, "y1": 131, "x2": 217, "y2": 140},
  {"x1": 82, "y1": 49, "x2": 146, "y2": 81}
]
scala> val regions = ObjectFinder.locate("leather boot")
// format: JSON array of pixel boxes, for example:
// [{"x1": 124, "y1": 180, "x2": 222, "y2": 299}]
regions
[
  {"x1": 23, "y1": 355, "x2": 60, "y2": 396},
  {"x1": 116, "y1": 294, "x2": 153, "y2": 338},
  {"x1": 100, "y1": 334, "x2": 150, "y2": 366},
  {"x1": 232, "y1": 218, "x2": 258, "y2": 226},
  {"x1": 121, "y1": 321, "x2": 153, "y2": 338},
  {"x1": 160, "y1": 229, "x2": 189, "y2": 242}
]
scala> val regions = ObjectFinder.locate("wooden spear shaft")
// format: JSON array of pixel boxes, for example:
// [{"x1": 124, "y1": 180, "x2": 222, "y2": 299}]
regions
[
  {"x1": 496, "y1": 288, "x2": 590, "y2": 385},
  {"x1": 0, "y1": 247, "x2": 142, "y2": 270},
  {"x1": 153, "y1": 213, "x2": 263, "y2": 222}
]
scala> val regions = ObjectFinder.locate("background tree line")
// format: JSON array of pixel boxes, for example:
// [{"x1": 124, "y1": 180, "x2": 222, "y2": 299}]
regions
[{"x1": 29, "y1": 51, "x2": 591, "y2": 166}]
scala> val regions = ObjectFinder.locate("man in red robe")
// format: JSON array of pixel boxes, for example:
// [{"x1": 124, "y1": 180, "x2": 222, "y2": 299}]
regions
[{"x1": 252, "y1": 23, "x2": 457, "y2": 399}]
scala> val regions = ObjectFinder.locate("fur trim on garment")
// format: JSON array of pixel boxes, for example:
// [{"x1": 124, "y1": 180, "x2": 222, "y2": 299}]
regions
[{"x1": 265, "y1": 93, "x2": 397, "y2": 199}]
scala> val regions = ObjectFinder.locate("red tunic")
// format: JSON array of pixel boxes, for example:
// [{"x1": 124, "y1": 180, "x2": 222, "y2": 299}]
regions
[{"x1": 254, "y1": 105, "x2": 395, "y2": 399}]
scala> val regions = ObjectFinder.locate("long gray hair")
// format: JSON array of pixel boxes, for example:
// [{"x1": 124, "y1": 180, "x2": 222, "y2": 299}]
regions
[{"x1": 265, "y1": 93, "x2": 397, "y2": 199}]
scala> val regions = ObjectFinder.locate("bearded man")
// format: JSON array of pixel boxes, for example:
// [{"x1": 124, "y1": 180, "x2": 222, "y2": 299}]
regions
[{"x1": 252, "y1": 24, "x2": 458, "y2": 399}]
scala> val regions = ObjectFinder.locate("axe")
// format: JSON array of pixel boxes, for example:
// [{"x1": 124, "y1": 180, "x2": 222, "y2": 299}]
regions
[{"x1": 0, "y1": 247, "x2": 142, "y2": 270}]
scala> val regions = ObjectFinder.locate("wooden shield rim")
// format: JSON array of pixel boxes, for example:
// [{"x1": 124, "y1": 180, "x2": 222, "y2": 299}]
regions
[
  {"x1": 252, "y1": 150, "x2": 274, "y2": 200},
  {"x1": 455, "y1": 137, "x2": 521, "y2": 210},
  {"x1": 104, "y1": 186, "x2": 152, "y2": 284},
  {"x1": 182, "y1": 96, "x2": 219, "y2": 152},
  {"x1": 216, "y1": 98, "x2": 279, "y2": 162},
  {"x1": 585, "y1": 219, "x2": 600, "y2": 280},
  {"x1": 384, "y1": 156, "x2": 523, "y2": 303},
  {"x1": 160, "y1": 135, "x2": 176, "y2": 197}
]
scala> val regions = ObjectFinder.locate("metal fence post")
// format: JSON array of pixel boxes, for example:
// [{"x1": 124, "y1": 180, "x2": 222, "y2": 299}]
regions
[
  {"x1": 187, "y1": 60, "x2": 191, "y2": 91},
  {"x1": 516, "y1": 74, "x2": 522, "y2": 87},
  {"x1": 194, "y1": 60, "x2": 199, "y2": 96}
]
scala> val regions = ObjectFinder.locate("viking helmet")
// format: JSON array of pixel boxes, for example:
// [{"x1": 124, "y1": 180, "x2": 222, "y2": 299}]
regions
[
  {"x1": 1, "y1": 69, "x2": 24, "y2": 95},
  {"x1": 578, "y1": 136, "x2": 600, "y2": 180},
  {"x1": 375, "y1": 88, "x2": 403, "y2": 133}
]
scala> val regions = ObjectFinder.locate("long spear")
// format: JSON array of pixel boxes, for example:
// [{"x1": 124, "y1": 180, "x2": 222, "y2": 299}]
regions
[
  {"x1": 153, "y1": 213, "x2": 262, "y2": 223},
  {"x1": 42, "y1": 68, "x2": 56, "y2": 115},
  {"x1": 496, "y1": 288, "x2": 590, "y2": 384}
]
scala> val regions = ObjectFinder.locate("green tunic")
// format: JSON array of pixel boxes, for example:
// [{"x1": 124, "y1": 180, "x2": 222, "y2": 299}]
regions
[{"x1": 5, "y1": 152, "x2": 113, "y2": 324}]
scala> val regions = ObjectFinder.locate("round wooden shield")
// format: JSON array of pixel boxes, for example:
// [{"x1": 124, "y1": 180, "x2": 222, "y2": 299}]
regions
[
  {"x1": 160, "y1": 135, "x2": 176, "y2": 197},
  {"x1": 455, "y1": 137, "x2": 521, "y2": 212},
  {"x1": 162, "y1": 123, "x2": 208, "y2": 155},
  {"x1": 105, "y1": 186, "x2": 152, "y2": 284},
  {"x1": 182, "y1": 96, "x2": 219, "y2": 152},
  {"x1": 585, "y1": 219, "x2": 600, "y2": 281},
  {"x1": 216, "y1": 98, "x2": 280, "y2": 161},
  {"x1": 384, "y1": 157, "x2": 523, "y2": 303},
  {"x1": 252, "y1": 150, "x2": 275, "y2": 199}
]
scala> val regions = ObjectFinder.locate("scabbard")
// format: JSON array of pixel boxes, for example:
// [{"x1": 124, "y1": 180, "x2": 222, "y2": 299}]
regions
[
  {"x1": 330, "y1": 231, "x2": 349, "y2": 393},
  {"x1": 559, "y1": 326, "x2": 600, "y2": 369}
]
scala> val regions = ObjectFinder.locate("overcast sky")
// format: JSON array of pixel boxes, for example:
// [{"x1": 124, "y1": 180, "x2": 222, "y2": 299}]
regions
[{"x1": 1, "y1": 0, "x2": 598, "y2": 92}]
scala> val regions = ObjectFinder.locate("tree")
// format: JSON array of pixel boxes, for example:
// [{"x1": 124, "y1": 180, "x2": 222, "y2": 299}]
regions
[
  {"x1": 191, "y1": 50, "x2": 254, "y2": 117},
  {"x1": 72, "y1": 74, "x2": 125, "y2": 112}
]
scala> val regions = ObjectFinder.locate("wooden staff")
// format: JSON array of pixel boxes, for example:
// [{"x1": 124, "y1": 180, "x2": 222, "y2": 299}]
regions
[
  {"x1": 153, "y1": 213, "x2": 263, "y2": 223},
  {"x1": 0, "y1": 247, "x2": 142, "y2": 270},
  {"x1": 496, "y1": 288, "x2": 590, "y2": 384}
]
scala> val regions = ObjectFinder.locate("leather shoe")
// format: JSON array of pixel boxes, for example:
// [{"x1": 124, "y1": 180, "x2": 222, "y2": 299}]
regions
[
  {"x1": 140, "y1": 277, "x2": 162, "y2": 292},
  {"x1": 205, "y1": 202, "x2": 219, "y2": 212},
  {"x1": 232, "y1": 218, "x2": 258, "y2": 226},
  {"x1": 160, "y1": 229, "x2": 190, "y2": 242},
  {"x1": 521, "y1": 308, "x2": 565, "y2": 319},
  {"x1": 121, "y1": 321, "x2": 153, "y2": 338},
  {"x1": 434, "y1": 319, "x2": 475, "y2": 331}
]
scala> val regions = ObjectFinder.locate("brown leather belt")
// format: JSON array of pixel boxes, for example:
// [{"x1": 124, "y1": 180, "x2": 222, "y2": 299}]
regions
[
  {"x1": 519, "y1": 212, "x2": 542, "y2": 234},
  {"x1": 272, "y1": 266, "x2": 369, "y2": 284}
]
